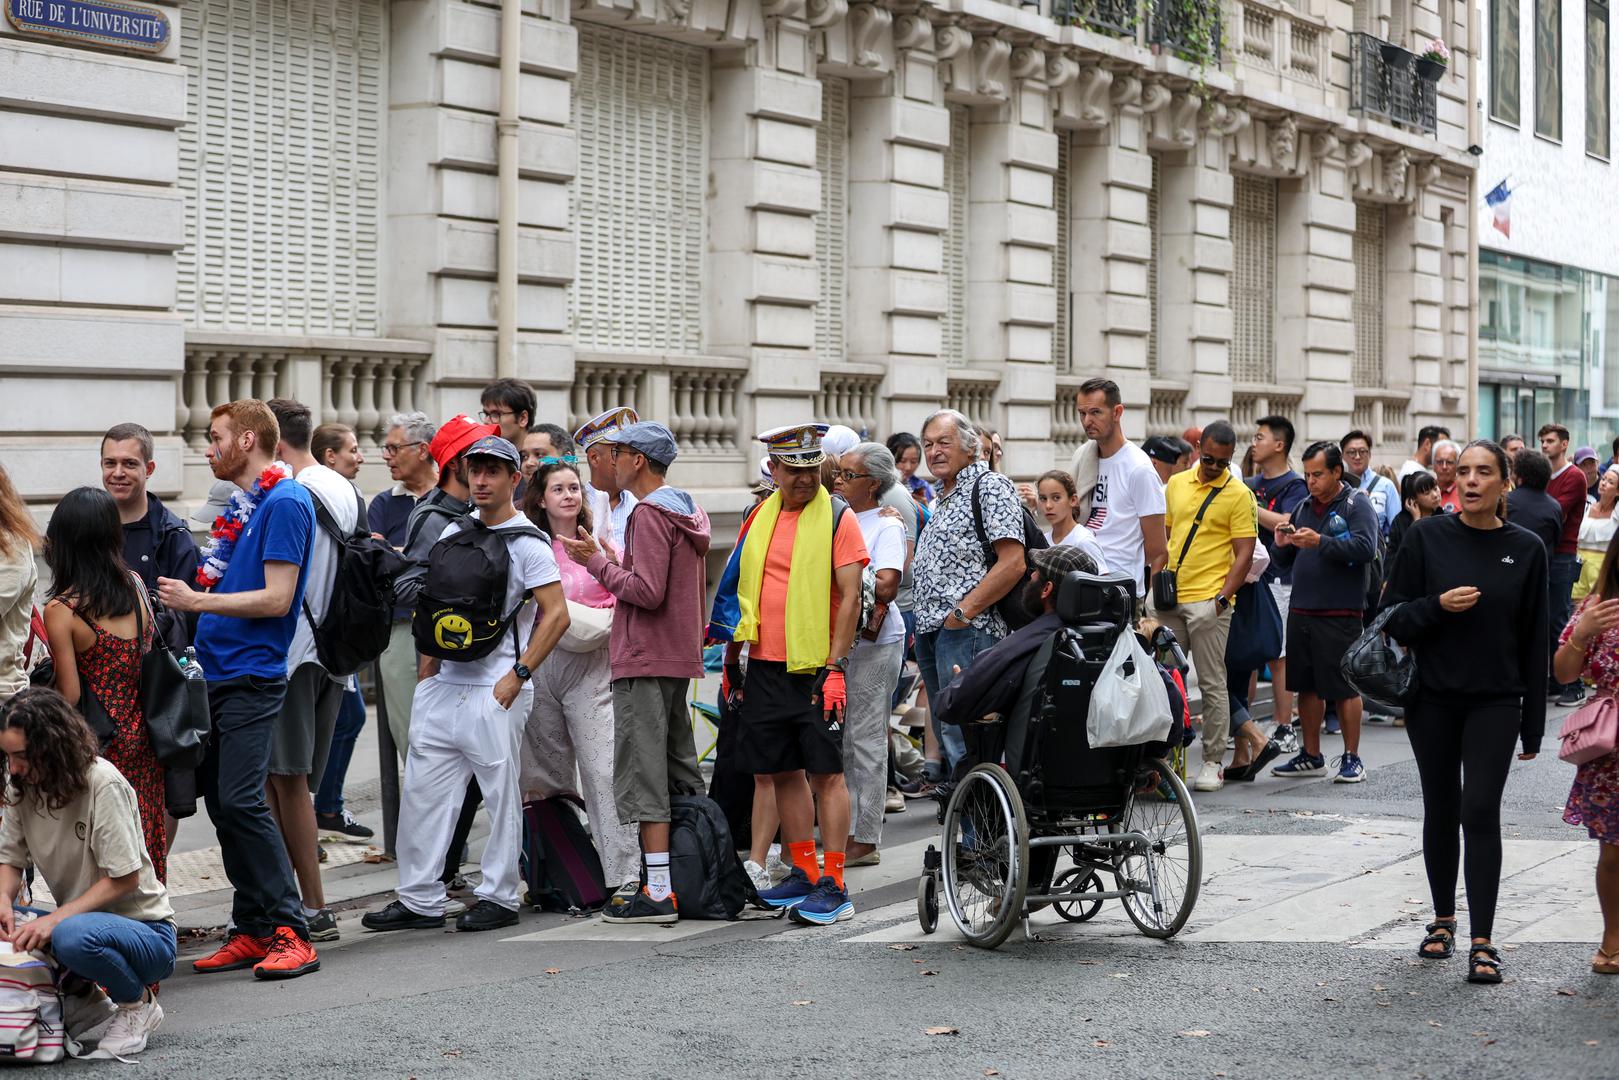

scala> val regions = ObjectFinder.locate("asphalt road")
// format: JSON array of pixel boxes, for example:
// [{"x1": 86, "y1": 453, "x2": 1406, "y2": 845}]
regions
[{"x1": 77, "y1": 711, "x2": 1617, "y2": 1080}]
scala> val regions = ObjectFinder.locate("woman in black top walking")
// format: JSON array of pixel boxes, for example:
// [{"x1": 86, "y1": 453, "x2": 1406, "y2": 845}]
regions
[{"x1": 1381, "y1": 440, "x2": 1548, "y2": 985}]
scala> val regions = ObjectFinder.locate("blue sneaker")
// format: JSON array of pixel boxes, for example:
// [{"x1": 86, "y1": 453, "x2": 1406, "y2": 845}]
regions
[
  {"x1": 1333, "y1": 752, "x2": 1367, "y2": 783},
  {"x1": 757, "y1": 866, "x2": 816, "y2": 909},
  {"x1": 788, "y1": 877, "x2": 853, "y2": 926},
  {"x1": 1271, "y1": 751, "x2": 1326, "y2": 777}
]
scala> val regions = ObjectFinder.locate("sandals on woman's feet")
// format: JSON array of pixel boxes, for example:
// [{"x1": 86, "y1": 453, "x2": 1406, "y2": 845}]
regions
[
  {"x1": 1593, "y1": 948, "x2": 1619, "y2": 975},
  {"x1": 1417, "y1": 920, "x2": 1456, "y2": 959},
  {"x1": 1467, "y1": 943, "x2": 1504, "y2": 984}
]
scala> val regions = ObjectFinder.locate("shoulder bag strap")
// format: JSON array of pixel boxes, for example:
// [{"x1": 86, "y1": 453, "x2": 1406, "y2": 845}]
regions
[
  {"x1": 969, "y1": 473, "x2": 991, "y2": 560},
  {"x1": 1174, "y1": 479, "x2": 1228, "y2": 571}
]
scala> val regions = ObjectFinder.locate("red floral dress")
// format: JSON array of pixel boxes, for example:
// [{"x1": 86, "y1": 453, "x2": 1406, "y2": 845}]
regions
[
  {"x1": 72, "y1": 609, "x2": 167, "y2": 882},
  {"x1": 1559, "y1": 596, "x2": 1619, "y2": 842}
]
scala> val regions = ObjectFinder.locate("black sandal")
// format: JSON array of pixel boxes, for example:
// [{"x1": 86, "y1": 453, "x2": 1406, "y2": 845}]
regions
[
  {"x1": 1467, "y1": 943, "x2": 1504, "y2": 984},
  {"x1": 1418, "y1": 920, "x2": 1456, "y2": 959}
]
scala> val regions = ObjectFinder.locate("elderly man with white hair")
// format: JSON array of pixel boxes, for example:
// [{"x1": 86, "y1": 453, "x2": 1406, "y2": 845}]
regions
[{"x1": 909, "y1": 409, "x2": 1027, "y2": 778}]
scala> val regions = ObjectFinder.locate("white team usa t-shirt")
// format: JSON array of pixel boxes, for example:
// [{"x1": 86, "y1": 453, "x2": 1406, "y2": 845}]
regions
[
  {"x1": 436, "y1": 512, "x2": 560, "y2": 686},
  {"x1": 1083, "y1": 441, "x2": 1166, "y2": 589}
]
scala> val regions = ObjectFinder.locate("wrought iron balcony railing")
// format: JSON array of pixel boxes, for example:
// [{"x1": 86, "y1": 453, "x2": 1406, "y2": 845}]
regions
[
  {"x1": 1349, "y1": 32, "x2": 1438, "y2": 135},
  {"x1": 1149, "y1": 0, "x2": 1223, "y2": 64},
  {"x1": 1053, "y1": 0, "x2": 1139, "y2": 38}
]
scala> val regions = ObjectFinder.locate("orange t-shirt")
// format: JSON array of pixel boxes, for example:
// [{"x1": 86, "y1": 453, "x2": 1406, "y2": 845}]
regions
[{"x1": 752, "y1": 509, "x2": 870, "y2": 663}]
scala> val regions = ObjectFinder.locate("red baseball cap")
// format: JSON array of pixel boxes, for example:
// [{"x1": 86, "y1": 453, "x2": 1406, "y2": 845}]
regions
[{"x1": 429, "y1": 415, "x2": 499, "y2": 471}]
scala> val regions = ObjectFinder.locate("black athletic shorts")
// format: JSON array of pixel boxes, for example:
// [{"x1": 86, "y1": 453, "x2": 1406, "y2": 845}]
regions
[
  {"x1": 736, "y1": 659, "x2": 844, "y2": 776},
  {"x1": 1285, "y1": 613, "x2": 1362, "y2": 701}
]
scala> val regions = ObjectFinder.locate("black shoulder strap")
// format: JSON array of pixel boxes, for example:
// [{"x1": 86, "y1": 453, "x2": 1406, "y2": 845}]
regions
[
  {"x1": 970, "y1": 473, "x2": 990, "y2": 556},
  {"x1": 403, "y1": 497, "x2": 464, "y2": 554},
  {"x1": 830, "y1": 494, "x2": 850, "y2": 542},
  {"x1": 309, "y1": 496, "x2": 348, "y2": 548},
  {"x1": 1173, "y1": 478, "x2": 1228, "y2": 571}
]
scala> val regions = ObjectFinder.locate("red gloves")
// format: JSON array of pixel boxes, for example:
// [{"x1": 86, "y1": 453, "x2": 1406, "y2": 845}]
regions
[{"x1": 818, "y1": 668, "x2": 847, "y2": 720}]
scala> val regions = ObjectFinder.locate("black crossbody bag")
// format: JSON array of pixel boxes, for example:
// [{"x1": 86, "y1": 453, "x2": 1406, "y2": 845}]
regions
[{"x1": 1153, "y1": 479, "x2": 1226, "y2": 611}]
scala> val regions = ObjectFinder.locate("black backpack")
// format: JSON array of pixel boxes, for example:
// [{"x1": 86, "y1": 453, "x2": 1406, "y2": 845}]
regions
[
  {"x1": 304, "y1": 490, "x2": 408, "y2": 677},
  {"x1": 668, "y1": 794, "x2": 750, "y2": 920},
  {"x1": 970, "y1": 473, "x2": 1051, "y2": 632},
  {"x1": 413, "y1": 518, "x2": 546, "y2": 662}
]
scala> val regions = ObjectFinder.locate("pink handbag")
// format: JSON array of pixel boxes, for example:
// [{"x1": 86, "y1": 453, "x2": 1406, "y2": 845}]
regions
[{"x1": 1559, "y1": 691, "x2": 1619, "y2": 765}]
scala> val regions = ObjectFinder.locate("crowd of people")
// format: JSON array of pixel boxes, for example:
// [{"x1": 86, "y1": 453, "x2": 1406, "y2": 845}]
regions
[{"x1": 0, "y1": 374, "x2": 1613, "y2": 1060}]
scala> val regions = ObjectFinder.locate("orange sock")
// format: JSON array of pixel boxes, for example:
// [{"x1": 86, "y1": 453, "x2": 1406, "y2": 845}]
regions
[
  {"x1": 824, "y1": 851, "x2": 845, "y2": 890},
  {"x1": 788, "y1": 841, "x2": 819, "y2": 880}
]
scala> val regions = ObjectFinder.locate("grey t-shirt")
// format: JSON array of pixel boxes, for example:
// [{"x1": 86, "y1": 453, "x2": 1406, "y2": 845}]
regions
[{"x1": 878, "y1": 483, "x2": 921, "y2": 613}]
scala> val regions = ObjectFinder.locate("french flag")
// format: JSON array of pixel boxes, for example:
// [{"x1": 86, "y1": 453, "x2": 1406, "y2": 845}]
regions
[{"x1": 1484, "y1": 178, "x2": 1512, "y2": 238}]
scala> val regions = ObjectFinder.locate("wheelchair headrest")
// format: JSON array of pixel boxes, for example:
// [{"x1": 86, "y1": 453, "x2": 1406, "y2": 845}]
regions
[{"x1": 1054, "y1": 571, "x2": 1136, "y2": 628}]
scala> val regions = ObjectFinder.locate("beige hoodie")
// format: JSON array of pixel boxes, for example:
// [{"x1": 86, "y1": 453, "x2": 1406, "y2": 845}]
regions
[{"x1": 0, "y1": 544, "x2": 39, "y2": 700}]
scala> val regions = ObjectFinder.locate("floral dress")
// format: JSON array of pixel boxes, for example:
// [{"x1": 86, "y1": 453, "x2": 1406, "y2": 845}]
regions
[
  {"x1": 1559, "y1": 596, "x2": 1619, "y2": 842},
  {"x1": 71, "y1": 608, "x2": 167, "y2": 882}
]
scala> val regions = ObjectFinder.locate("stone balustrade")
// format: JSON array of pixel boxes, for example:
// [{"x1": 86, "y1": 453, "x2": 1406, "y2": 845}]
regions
[
  {"x1": 815, "y1": 368, "x2": 884, "y2": 439},
  {"x1": 946, "y1": 379, "x2": 1000, "y2": 430},
  {"x1": 668, "y1": 367, "x2": 744, "y2": 454},
  {"x1": 568, "y1": 358, "x2": 746, "y2": 463},
  {"x1": 1147, "y1": 386, "x2": 1189, "y2": 438},
  {"x1": 1354, "y1": 394, "x2": 1412, "y2": 449},
  {"x1": 1225, "y1": 0, "x2": 1329, "y2": 86},
  {"x1": 1230, "y1": 386, "x2": 1303, "y2": 434},
  {"x1": 180, "y1": 333, "x2": 432, "y2": 449},
  {"x1": 1051, "y1": 379, "x2": 1085, "y2": 462}
]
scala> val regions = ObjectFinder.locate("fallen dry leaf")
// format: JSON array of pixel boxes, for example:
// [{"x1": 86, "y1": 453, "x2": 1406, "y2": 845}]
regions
[
  {"x1": 792, "y1": 1000, "x2": 813, "y2": 1007},
  {"x1": 1323, "y1": 997, "x2": 1338, "y2": 1003},
  {"x1": 888, "y1": 943, "x2": 918, "y2": 951},
  {"x1": 1091, "y1": 1039, "x2": 1111, "y2": 1048},
  {"x1": 1076, "y1": 959, "x2": 1100, "y2": 966},
  {"x1": 1178, "y1": 1029, "x2": 1212, "y2": 1038},
  {"x1": 925, "y1": 1026, "x2": 959, "y2": 1037},
  {"x1": 544, "y1": 968, "x2": 561, "y2": 975},
  {"x1": 1376, "y1": 1002, "x2": 1391, "y2": 1008},
  {"x1": 362, "y1": 853, "x2": 394, "y2": 864},
  {"x1": 920, "y1": 970, "x2": 939, "y2": 976},
  {"x1": 1428, "y1": 1020, "x2": 1443, "y2": 1028},
  {"x1": 1585, "y1": 1041, "x2": 1600, "y2": 1047},
  {"x1": 1556, "y1": 988, "x2": 1579, "y2": 997},
  {"x1": 1372, "y1": 985, "x2": 1387, "y2": 992},
  {"x1": 441, "y1": 1050, "x2": 462, "y2": 1059},
  {"x1": 984, "y1": 1071, "x2": 1000, "y2": 1076}
]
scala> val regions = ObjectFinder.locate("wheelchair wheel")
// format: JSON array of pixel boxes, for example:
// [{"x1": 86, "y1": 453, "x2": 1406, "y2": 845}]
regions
[
  {"x1": 1113, "y1": 759, "x2": 1202, "y2": 938},
  {"x1": 940, "y1": 763, "x2": 1030, "y2": 950},
  {"x1": 1051, "y1": 868, "x2": 1104, "y2": 923},
  {"x1": 917, "y1": 874, "x2": 939, "y2": 934}
]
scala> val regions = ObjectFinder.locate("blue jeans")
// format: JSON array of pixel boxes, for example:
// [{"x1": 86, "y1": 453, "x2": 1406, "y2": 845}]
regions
[
  {"x1": 1550, "y1": 552, "x2": 1581, "y2": 691},
  {"x1": 200, "y1": 676, "x2": 306, "y2": 939},
  {"x1": 315, "y1": 686, "x2": 367, "y2": 816},
  {"x1": 30, "y1": 909, "x2": 176, "y2": 1003},
  {"x1": 914, "y1": 625, "x2": 999, "y2": 776}
]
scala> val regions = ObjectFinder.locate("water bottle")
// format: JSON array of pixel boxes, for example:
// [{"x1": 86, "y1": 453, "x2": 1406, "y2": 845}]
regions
[
  {"x1": 180, "y1": 646, "x2": 205, "y2": 681},
  {"x1": 1324, "y1": 512, "x2": 1349, "y2": 540}
]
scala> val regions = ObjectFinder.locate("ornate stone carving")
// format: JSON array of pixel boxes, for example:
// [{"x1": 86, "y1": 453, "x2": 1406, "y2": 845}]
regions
[
  {"x1": 970, "y1": 35, "x2": 1012, "y2": 98},
  {"x1": 760, "y1": 0, "x2": 804, "y2": 17},
  {"x1": 1343, "y1": 138, "x2": 1373, "y2": 170},
  {"x1": 1167, "y1": 90, "x2": 1201, "y2": 145},
  {"x1": 1385, "y1": 149, "x2": 1410, "y2": 195},
  {"x1": 1416, "y1": 161, "x2": 1442, "y2": 188},
  {"x1": 1108, "y1": 72, "x2": 1142, "y2": 107},
  {"x1": 1139, "y1": 80, "x2": 1172, "y2": 114},
  {"x1": 934, "y1": 23, "x2": 972, "y2": 60},
  {"x1": 660, "y1": 0, "x2": 690, "y2": 21},
  {"x1": 1309, "y1": 130, "x2": 1340, "y2": 161},
  {"x1": 1055, "y1": 63, "x2": 1113, "y2": 128},
  {"x1": 1268, "y1": 115, "x2": 1296, "y2": 162},
  {"x1": 1046, "y1": 52, "x2": 1080, "y2": 89},
  {"x1": 1010, "y1": 46, "x2": 1044, "y2": 81},
  {"x1": 806, "y1": 0, "x2": 848, "y2": 28},
  {"x1": 1215, "y1": 103, "x2": 1250, "y2": 136},
  {"x1": 892, "y1": 13, "x2": 931, "y2": 49},
  {"x1": 848, "y1": 3, "x2": 891, "y2": 67}
]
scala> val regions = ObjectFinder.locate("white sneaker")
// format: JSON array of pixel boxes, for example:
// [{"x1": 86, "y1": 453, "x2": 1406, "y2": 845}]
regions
[
  {"x1": 764, "y1": 852, "x2": 790, "y2": 886},
  {"x1": 743, "y1": 859, "x2": 772, "y2": 892},
  {"x1": 1193, "y1": 761, "x2": 1225, "y2": 792},
  {"x1": 94, "y1": 993, "x2": 163, "y2": 1059}
]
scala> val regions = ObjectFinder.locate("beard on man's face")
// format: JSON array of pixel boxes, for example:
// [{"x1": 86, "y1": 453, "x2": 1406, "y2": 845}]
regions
[{"x1": 1020, "y1": 574, "x2": 1048, "y2": 620}]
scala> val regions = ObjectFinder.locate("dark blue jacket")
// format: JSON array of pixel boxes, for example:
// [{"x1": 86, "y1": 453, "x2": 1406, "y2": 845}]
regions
[
  {"x1": 1272, "y1": 483, "x2": 1379, "y2": 612},
  {"x1": 121, "y1": 493, "x2": 198, "y2": 592}
]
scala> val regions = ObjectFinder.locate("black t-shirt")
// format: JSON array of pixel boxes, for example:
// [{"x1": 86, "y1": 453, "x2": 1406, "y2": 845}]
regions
[
  {"x1": 1248, "y1": 470, "x2": 1309, "y2": 584},
  {"x1": 1505, "y1": 488, "x2": 1563, "y2": 561}
]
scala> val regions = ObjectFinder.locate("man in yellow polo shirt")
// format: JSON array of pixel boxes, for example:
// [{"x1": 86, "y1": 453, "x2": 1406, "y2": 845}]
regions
[{"x1": 1151, "y1": 420, "x2": 1257, "y2": 793}]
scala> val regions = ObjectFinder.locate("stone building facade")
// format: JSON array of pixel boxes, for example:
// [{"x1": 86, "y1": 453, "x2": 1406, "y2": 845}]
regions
[{"x1": 1, "y1": 0, "x2": 1477, "y2": 529}]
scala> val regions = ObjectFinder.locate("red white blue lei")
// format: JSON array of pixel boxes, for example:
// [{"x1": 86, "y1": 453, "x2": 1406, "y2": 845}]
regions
[{"x1": 195, "y1": 462, "x2": 293, "y2": 588}]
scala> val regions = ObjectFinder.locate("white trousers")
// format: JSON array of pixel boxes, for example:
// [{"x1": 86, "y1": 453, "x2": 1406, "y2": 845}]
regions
[
  {"x1": 520, "y1": 645, "x2": 641, "y2": 887},
  {"x1": 396, "y1": 676, "x2": 533, "y2": 915}
]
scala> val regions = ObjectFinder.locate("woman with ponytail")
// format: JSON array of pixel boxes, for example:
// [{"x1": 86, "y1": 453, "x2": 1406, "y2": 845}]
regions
[{"x1": 1380, "y1": 439, "x2": 1549, "y2": 986}]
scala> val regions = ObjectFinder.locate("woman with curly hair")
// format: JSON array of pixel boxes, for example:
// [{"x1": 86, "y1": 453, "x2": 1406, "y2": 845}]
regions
[
  {"x1": 41, "y1": 487, "x2": 167, "y2": 882},
  {"x1": 0, "y1": 688, "x2": 174, "y2": 1057}
]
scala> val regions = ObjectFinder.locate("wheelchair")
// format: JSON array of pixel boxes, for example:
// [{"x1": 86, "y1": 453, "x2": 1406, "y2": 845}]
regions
[{"x1": 915, "y1": 571, "x2": 1203, "y2": 949}]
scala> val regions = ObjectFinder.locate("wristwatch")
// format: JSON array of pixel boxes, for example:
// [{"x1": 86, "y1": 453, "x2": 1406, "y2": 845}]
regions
[
  {"x1": 951, "y1": 605, "x2": 970, "y2": 625},
  {"x1": 1215, "y1": 594, "x2": 1231, "y2": 611},
  {"x1": 828, "y1": 655, "x2": 850, "y2": 673},
  {"x1": 512, "y1": 662, "x2": 532, "y2": 681}
]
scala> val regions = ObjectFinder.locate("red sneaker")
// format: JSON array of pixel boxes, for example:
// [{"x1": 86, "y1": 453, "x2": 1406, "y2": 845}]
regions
[
  {"x1": 192, "y1": 933, "x2": 270, "y2": 974},
  {"x1": 252, "y1": 927, "x2": 320, "y2": 980}
]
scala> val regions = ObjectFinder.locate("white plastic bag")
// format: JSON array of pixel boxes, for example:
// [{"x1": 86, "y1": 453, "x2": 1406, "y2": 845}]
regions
[{"x1": 1087, "y1": 631, "x2": 1174, "y2": 748}]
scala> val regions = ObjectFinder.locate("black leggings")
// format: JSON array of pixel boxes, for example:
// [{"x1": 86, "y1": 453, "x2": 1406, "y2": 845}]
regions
[{"x1": 1405, "y1": 698, "x2": 1521, "y2": 940}]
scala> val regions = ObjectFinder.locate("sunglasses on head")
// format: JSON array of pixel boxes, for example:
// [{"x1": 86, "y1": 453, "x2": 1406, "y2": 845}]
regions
[{"x1": 532, "y1": 454, "x2": 577, "y2": 466}]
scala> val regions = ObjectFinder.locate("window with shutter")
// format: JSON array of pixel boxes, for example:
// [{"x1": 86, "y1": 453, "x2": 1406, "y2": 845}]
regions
[
  {"x1": 1230, "y1": 175, "x2": 1277, "y2": 385},
  {"x1": 817, "y1": 78, "x2": 849, "y2": 363},
  {"x1": 943, "y1": 106, "x2": 970, "y2": 367},
  {"x1": 1053, "y1": 133, "x2": 1071, "y2": 372},
  {"x1": 1353, "y1": 203, "x2": 1387, "y2": 389},
  {"x1": 177, "y1": 0, "x2": 384, "y2": 334},
  {"x1": 1147, "y1": 153, "x2": 1161, "y2": 376},
  {"x1": 573, "y1": 25, "x2": 707, "y2": 354}
]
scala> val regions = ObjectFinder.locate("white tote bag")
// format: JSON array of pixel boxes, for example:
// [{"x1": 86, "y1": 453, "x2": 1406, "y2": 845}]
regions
[
  {"x1": 1087, "y1": 631, "x2": 1174, "y2": 748},
  {"x1": 558, "y1": 600, "x2": 613, "y2": 653}
]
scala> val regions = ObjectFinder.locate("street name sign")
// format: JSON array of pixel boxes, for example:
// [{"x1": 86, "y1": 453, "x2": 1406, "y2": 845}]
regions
[{"x1": 5, "y1": 0, "x2": 170, "y2": 53}]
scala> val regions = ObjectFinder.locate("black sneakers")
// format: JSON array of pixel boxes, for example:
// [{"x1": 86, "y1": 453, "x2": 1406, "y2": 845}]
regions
[
  {"x1": 307, "y1": 909, "x2": 340, "y2": 942},
  {"x1": 602, "y1": 888, "x2": 679, "y2": 925},
  {"x1": 316, "y1": 810, "x2": 375, "y2": 840},
  {"x1": 360, "y1": 900, "x2": 446, "y2": 932},
  {"x1": 455, "y1": 900, "x2": 519, "y2": 933}
]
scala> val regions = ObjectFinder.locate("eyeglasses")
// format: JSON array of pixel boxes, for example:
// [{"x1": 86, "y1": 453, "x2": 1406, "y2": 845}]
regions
[
  {"x1": 1200, "y1": 454, "x2": 1232, "y2": 469},
  {"x1": 609, "y1": 446, "x2": 639, "y2": 461},
  {"x1": 480, "y1": 409, "x2": 514, "y2": 423},
  {"x1": 382, "y1": 441, "x2": 424, "y2": 455},
  {"x1": 1342, "y1": 446, "x2": 1371, "y2": 458},
  {"x1": 838, "y1": 470, "x2": 872, "y2": 482}
]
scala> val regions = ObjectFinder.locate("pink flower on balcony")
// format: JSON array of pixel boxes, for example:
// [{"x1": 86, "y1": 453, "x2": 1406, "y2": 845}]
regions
[{"x1": 1419, "y1": 37, "x2": 1450, "y2": 64}]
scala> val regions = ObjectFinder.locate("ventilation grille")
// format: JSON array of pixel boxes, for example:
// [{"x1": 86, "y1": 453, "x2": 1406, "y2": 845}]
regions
[
  {"x1": 943, "y1": 106, "x2": 970, "y2": 367},
  {"x1": 1053, "y1": 133, "x2": 1071, "y2": 371},
  {"x1": 1353, "y1": 203, "x2": 1387, "y2": 389},
  {"x1": 1147, "y1": 153, "x2": 1161, "y2": 376},
  {"x1": 1230, "y1": 175, "x2": 1277, "y2": 384},
  {"x1": 816, "y1": 78, "x2": 849, "y2": 363}
]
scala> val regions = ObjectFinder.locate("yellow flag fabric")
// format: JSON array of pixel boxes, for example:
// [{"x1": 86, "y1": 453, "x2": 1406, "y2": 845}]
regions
[{"x1": 734, "y1": 488, "x2": 833, "y2": 674}]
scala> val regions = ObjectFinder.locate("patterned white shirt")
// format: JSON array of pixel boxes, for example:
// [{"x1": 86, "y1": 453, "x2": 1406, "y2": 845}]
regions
[{"x1": 911, "y1": 462, "x2": 1024, "y2": 636}]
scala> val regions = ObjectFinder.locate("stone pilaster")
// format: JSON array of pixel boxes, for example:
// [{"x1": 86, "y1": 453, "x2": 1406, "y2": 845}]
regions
[
  {"x1": 707, "y1": 16, "x2": 824, "y2": 442},
  {"x1": 1386, "y1": 194, "x2": 1447, "y2": 417},
  {"x1": 845, "y1": 17, "x2": 951, "y2": 436},
  {"x1": 385, "y1": 0, "x2": 577, "y2": 419},
  {"x1": 1276, "y1": 143, "x2": 1357, "y2": 436}
]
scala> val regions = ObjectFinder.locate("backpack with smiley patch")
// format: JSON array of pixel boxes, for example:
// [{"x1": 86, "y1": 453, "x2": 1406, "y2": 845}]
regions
[{"x1": 413, "y1": 517, "x2": 546, "y2": 663}]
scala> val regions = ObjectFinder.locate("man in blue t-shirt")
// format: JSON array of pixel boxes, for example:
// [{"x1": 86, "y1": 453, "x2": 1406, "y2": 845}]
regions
[
  {"x1": 156, "y1": 399, "x2": 320, "y2": 981},
  {"x1": 1246, "y1": 416, "x2": 1310, "y2": 752}
]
